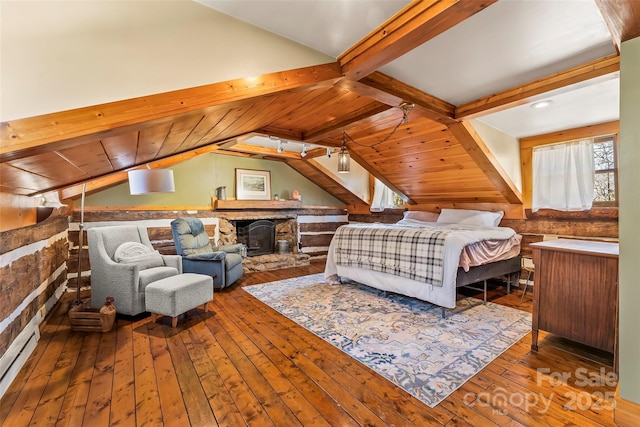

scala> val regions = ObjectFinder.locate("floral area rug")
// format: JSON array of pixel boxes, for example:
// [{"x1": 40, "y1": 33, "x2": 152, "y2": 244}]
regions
[{"x1": 243, "y1": 273, "x2": 531, "y2": 408}]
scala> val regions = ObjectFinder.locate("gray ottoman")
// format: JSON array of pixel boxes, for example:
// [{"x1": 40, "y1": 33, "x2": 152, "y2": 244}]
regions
[{"x1": 145, "y1": 273, "x2": 214, "y2": 327}]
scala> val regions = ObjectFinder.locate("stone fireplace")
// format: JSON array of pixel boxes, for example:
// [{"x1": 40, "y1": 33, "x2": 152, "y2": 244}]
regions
[
  {"x1": 219, "y1": 215, "x2": 310, "y2": 273},
  {"x1": 235, "y1": 219, "x2": 276, "y2": 256}
]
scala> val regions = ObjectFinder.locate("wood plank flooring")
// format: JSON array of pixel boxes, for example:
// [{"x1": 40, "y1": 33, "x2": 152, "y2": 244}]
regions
[{"x1": 1, "y1": 261, "x2": 618, "y2": 426}]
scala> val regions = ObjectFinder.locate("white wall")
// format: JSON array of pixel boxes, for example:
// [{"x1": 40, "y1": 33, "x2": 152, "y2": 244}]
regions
[
  {"x1": 471, "y1": 119, "x2": 522, "y2": 192},
  {"x1": 0, "y1": 0, "x2": 332, "y2": 121},
  {"x1": 314, "y1": 155, "x2": 371, "y2": 203},
  {"x1": 618, "y1": 35, "x2": 640, "y2": 404},
  {"x1": 84, "y1": 153, "x2": 344, "y2": 208}
]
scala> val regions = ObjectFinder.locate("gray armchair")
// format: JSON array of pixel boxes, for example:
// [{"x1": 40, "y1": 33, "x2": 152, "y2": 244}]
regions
[
  {"x1": 170, "y1": 217, "x2": 244, "y2": 289},
  {"x1": 87, "y1": 225, "x2": 182, "y2": 316}
]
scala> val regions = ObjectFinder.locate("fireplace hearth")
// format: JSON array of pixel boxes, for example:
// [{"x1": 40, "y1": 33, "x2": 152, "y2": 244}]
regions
[{"x1": 235, "y1": 219, "x2": 276, "y2": 256}]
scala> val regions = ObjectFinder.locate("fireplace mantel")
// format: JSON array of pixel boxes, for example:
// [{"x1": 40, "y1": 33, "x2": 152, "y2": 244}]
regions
[{"x1": 213, "y1": 199, "x2": 302, "y2": 210}]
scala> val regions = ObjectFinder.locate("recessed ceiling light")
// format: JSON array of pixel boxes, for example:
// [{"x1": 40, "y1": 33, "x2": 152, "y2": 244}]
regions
[{"x1": 530, "y1": 100, "x2": 554, "y2": 109}]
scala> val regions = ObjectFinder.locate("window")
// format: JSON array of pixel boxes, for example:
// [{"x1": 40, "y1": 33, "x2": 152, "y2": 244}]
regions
[{"x1": 592, "y1": 135, "x2": 618, "y2": 205}]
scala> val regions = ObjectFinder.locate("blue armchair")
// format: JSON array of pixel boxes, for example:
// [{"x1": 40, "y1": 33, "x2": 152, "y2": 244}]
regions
[{"x1": 170, "y1": 217, "x2": 244, "y2": 289}]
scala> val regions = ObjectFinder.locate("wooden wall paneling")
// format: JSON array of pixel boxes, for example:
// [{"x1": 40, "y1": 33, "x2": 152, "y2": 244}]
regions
[{"x1": 100, "y1": 132, "x2": 140, "y2": 170}]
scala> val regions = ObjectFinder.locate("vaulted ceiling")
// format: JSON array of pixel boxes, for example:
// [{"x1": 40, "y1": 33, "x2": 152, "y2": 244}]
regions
[{"x1": 1, "y1": 0, "x2": 638, "y2": 209}]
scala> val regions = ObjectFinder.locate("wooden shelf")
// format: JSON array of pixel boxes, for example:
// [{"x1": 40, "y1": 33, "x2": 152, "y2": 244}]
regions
[{"x1": 213, "y1": 199, "x2": 302, "y2": 210}]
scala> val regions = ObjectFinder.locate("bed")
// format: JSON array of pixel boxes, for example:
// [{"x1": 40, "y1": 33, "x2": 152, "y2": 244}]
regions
[{"x1": 324, "y1": 209, "x2": 522, "y2": 311}]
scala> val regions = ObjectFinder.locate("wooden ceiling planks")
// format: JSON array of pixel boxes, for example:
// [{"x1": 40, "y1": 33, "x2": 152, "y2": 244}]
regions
[
  {"x1": 0, "y1": 1, "x2": 538, "y2": 205},
  {"x1": 136, "y1": 123, "x2": 173, "y2": 164},
  {"x1": 0, "y1": 62, "x2": 342, "y2": 162},
  {"x1": 58, "y1": 140, "x2": 115, "y2": 176},
  {"x1": 0, "y1": 163, "x2": 65, "y2": 195},
  {"x1": 100, "y1": 132, "x2": 139, "y2": 170}
]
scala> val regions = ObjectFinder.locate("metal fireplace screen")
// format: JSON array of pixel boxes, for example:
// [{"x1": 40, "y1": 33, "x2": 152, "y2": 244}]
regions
[{"x1": 235, "y1": 220, "x2": 276, "y2": 256}]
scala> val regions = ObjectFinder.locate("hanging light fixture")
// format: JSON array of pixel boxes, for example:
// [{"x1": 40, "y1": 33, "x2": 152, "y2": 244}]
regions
[
  {"x1": 337, "y1": 102, "x2": 413, "y2": 174},
  {"x1": 338, "y1": 133, "x2": 350, "y2": 173},
  {"x1": 128, "y1": 166, "x2": 175, "y2": 195}
]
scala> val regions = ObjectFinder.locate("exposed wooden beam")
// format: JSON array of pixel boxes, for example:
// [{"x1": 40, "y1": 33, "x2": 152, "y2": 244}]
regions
[
  {"x1": 336, "y1": 73, "x2": 456, "y2": 125},
  {"x1": 59, "y1": 144, "x2": 221, "y2": 199},
  {"x1": 520, "y1": 120, "x2": 619, "y2": 150},
  {"x1": 303, "y1": 103, "x2": 392, "y2": 143},
  {"x1": 519, "y1": 121, "x2": 620, "y2": 210},
  {"x1": 285, "y1": 158, "x2": 369, "y2": 208},
  {"x1": 223, "y1": 143, "x2": 303, "y2": 160},
  {"x1": 595, "y1": 0, "x2": 640, "y2": 51},
  {"x1": 346, "y1": 148, "x2": 416, "y2": 205},
  {"x1": 1, "y1": 63, "x2": 342, "y2": 162},
  {"x1": 338, "y1": 0, "x2": 497, "y2": 80},
  {"x1": 456, "y1": 55, "x2": 620, "y2": 119},
  {"x1": 448, "y1": 121, "x2": 522, "y2": 204}
]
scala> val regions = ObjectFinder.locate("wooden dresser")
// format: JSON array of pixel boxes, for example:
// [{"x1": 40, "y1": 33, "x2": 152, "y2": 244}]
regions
[{"x1": 531, "y1": 239, "x2": 619, "y2": 357}]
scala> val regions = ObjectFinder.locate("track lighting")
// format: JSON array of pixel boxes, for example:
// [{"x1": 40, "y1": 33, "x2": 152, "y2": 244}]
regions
[
  {"x1": 300, "y1": 144, "x2": 308, "y2": 158},
  {"x1": 277, "y1": 140, "x2": 285, "y2": 153},
  {"x1": 326, "y1": 147, "x2": 332, "y2": 158}
]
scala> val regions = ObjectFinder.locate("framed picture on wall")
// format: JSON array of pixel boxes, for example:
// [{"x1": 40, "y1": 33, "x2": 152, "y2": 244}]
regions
[{"x1": 235, "y1": 168, "x2": 272, "y2": 200}]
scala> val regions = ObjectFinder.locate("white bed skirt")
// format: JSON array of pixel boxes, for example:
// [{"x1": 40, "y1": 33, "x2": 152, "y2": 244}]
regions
[{"x1": 329, "y1": 264, "x2": 458, "y2": 309}]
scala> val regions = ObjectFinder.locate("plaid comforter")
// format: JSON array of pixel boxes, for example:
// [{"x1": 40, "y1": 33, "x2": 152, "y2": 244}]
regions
[{"x1": 333, "y1": 223, "x2": 451, "y2": 286}]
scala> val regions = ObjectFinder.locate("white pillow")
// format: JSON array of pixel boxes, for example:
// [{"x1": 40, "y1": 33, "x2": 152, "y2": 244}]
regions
[
  {"x1": 114, "y1": 242, "x2": 164, "y2": 270},
  {"x1": 436, "y1": 209, "x2": 504, "y2": 227},
  {"x1": 402, "y1": 211, "x2": 440, "y2": 223},
  {"x1": 114, "y1": 242, "x2": 153, "y2": 261}
]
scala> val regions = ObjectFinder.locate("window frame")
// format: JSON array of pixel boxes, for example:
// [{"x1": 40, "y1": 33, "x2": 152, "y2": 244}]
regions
[
  {"x1": 520, "y1": 121, "x2": 620, "y2": 212},
  {"x1": 592, "y1": 134, "x2": 619, "y2": 207}
]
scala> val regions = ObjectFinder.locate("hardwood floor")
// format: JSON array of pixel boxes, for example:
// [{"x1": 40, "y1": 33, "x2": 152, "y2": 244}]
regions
[{"x1": 1, "y1": 261, "x2": 618, "y2": 426}]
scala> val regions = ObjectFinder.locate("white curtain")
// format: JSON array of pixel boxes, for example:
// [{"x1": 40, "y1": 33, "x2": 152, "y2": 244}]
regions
[
  {"x1": 370, "y1": 178, "x2": 396, "y2": 212},
  {"x1": 532, "y1": 139, "x2": 594, "y2": 212}
]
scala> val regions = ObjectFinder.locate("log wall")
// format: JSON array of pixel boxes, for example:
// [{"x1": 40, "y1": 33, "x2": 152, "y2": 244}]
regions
[
  {"x1": 68, "y1": 207, "x2": 347, "y2": 286},
  {"x1": 0, "y1": 215, "x2": 69, "y2": 398}
]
